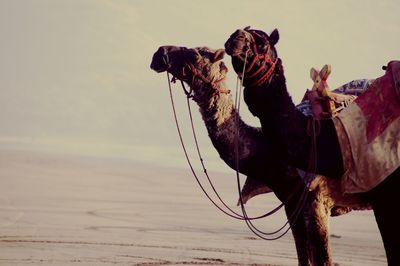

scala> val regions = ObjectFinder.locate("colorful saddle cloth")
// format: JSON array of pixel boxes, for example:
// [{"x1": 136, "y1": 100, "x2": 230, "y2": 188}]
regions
[{"x1": 333, "y1": 61, "x2": 400, "y2": 193}]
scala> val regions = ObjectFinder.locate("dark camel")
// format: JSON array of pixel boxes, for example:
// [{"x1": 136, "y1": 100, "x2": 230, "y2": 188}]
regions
[
  {"x1": 150, "y1": 45, "x2": 372, "y2": 265},
  {"x1": 225, "y1": 27, "x2": 400, "y2": 265}
]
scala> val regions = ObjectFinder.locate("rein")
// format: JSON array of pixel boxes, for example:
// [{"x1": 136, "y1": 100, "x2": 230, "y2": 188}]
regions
[
  {"x1": 233, "y1": 50, "x2": 309, "y2": 240},
  {"x1": 167, "y1": 72, "x2": 280, "y2": 221},
  {"x1": 230, "y1": 30, "x2": 313, "y2": 240},
  {"x1": 164, "y1": 52, "x2": 307, "y2": 240}
]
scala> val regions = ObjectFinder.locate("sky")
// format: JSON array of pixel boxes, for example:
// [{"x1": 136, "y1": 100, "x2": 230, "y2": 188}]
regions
[{"x1": 0, "y1": 0, "x2": 399, "y2": 169}]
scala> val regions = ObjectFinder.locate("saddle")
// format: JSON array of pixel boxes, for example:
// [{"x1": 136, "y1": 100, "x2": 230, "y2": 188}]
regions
[
  {"x1": 239, "y1": 75, "x2": 369, "y2": 204},
  {"x1": 333, "y1": 60, "x2": 400, "y2": 193}
]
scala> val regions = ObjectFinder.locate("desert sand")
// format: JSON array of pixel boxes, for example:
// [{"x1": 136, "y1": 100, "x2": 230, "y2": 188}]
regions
[{"x1": 0, "y1": 143, "x2": 386, "y2": 265}]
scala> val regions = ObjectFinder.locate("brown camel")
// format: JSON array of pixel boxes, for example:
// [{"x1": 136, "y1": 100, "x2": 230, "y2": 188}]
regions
[
  {"x1": 150, "y1": 45, "x2": 371, "y2": 266},
  {"x1": 225, "y1": 27, "x2": 400, "y2": 265}
]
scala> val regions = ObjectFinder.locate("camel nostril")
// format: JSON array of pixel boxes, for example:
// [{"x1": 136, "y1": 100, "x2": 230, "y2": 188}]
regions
[
  {"x1": 162, "y1": 54, "x2": 169, "y2": 66},
  {"x1": 224, "y1": 43, "x2": 233, "y2": 55}
]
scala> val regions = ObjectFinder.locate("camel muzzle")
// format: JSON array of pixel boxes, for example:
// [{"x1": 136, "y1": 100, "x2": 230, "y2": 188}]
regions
[
  {"x1": 150, "y1": 48, "x2": 171, "y2": 73},
  {"x1": 150, "y1": 57, "x2": 169, "y2": 73}
]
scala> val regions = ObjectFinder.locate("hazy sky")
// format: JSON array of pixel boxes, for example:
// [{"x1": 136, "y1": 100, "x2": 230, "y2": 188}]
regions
[{"x1": 0, "y1": 0, "x2": 399, "y2": 167}]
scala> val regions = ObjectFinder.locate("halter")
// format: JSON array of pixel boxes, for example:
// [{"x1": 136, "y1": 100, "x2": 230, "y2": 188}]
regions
[
  {"x1": 240, "y1": 29, "x2": 279, "y2": 87},
  {"x1": 184, "y1": 63, "x2": 230, "y2": 97},
  {"x1": 165, "y1": 49, "x2": 230, "y2": 98}
]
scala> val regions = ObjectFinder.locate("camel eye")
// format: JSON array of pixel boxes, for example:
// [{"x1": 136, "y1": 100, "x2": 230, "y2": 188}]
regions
[
  {"x1": 219, "y1": 62, "x2": 228, "y2": 72},
  {"x1": 190, "y1": 51, "x2": 201, "y2": 62},
  {"x1": 194, "y1": 55, "x2": 202, "y2": 63}
]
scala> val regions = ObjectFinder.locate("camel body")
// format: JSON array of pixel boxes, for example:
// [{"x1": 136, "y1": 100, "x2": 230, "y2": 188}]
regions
[
  {"x1": 151, "y1": 46, "x2": 373, "y2": 265},
  {"x1": 225, "y1": 27, "x2": 400, "y2": 265}
]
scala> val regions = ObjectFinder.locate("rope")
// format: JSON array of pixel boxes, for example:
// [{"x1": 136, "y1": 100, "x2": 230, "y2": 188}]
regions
[
  {"x1": 165, "y1": 47, "x2": 313, "y2": 240},
  {"x1": 167, "y1": 72, "x2": 278, "y2": 221},
  {"x1": 234, "y1": 50, "x2": 289, "y2": 240},
  {"x1": 185, "y1": 92, "x2": 274, "y2": 220},
  {"x1": 233, "y1": 48, "x2": 311, "y2": 240},
  {"x1": 241, "y1": 30, "x2": 278, "y2": 87}
]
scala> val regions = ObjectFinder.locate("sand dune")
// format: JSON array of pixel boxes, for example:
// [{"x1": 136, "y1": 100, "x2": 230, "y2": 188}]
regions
[{"x1": 0, "y1": 145, "x2": 386, "y2": 265}]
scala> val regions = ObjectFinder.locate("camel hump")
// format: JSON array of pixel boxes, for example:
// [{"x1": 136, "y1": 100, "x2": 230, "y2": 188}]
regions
[{"x1": 386, "y1": 60, "x2": 400, "y2": 102}]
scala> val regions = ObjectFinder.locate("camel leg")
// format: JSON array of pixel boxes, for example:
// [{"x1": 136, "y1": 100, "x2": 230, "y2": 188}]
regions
[
  {"x1": 284, "y1": 203, "x2": 311, "y2": 266},
  {"x1": 303, "y1": 192, "x2": 332, "y2": 266},
  {"x1": 368, "y1": 167, "x2": 400, "y2": 266},
  {"x1": 272, "y1": 173, "x2": 312, "y2": 266}
]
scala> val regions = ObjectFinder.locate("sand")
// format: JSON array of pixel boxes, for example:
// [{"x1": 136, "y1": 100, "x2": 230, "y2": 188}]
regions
[{"x1": 0, "y1": 145, "x2": 387, "y2": 265}]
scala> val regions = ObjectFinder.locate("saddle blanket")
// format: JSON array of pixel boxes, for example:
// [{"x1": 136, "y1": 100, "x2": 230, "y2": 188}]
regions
[{"x1": 333, "y1": 60, "x2": 400, "y2": 193}]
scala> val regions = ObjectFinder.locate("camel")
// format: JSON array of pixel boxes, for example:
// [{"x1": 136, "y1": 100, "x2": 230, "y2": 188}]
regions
[
  {"x1": 224, "y1": 27, "x2": 400, "y2": 265},
  {"x1": 150, "y1": 45, "x2": 372, "y2": 266}
]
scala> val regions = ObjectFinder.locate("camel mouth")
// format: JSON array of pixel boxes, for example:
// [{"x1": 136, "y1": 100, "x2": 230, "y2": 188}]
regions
[
  {"x1": 150, "y1": 63, "x2": 168, "y2": 73},
  {"x1": 224, "y1": 42, "x2": 237, "y2": 56},
  {"x1": 224, "y1": 29, "x2": 251, "y2": 57},
  {"x1": 224, "y1": 39, "x2": 247, "y2": 57},
  {"x1": 150, "y1": 56, "x2": 169, "y2": 73},
  {"x1": 150, "y1": 47, "x2": 173, "y2": 73}
]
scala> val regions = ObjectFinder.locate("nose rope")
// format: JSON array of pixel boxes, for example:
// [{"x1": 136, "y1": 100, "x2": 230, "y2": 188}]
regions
[{"x1": 162, "y1": 53, "x2": 171, "y2": 70}]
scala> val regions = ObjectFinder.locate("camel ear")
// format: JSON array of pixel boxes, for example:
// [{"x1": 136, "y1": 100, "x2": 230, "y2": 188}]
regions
[
  {"x1": 310, "y1": 68, "x2": 319, "y2": 81},
  {"x1": 244, "y1": 26, "x2": 251, "y2": 31},
  {"x1": 212, "y1": 49, "x2": 225, "y2": 62},
  {"x1": 192, "y1": 48, "x2": 202, "y2": 62},
  {"x1": 320, "y1": 64, "x2": 331, "y2": 80},
  {"x1": 269, "y1": 29, "x2": 279, "y2": 46}
]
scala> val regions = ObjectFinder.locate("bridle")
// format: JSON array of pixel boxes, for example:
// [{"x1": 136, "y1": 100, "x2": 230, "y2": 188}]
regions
[
  {"x1": 163, "y1": 49, "x2": 230, "y2": 99},
  {"x1": 236, "y1": 29, "x2": 279, "y2": 87},
  {"x1": 183, "y1": 63, "x2": 230, "y2": 98}
]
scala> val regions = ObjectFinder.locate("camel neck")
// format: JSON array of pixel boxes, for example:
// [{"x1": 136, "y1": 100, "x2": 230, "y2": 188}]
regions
[
  {"x1": 193, "y1": 81, "x2": 234, "y2": 126},
  {"x1": 243, "y1": 64, "x2": 298, "y2": 126},
  {"x1": 191, "y1": 81, "x2": 259, "y2": 173},
  {"x1": 243, "y1": 64, "x2": 312, "y2": 169},
  {"x1": 267, "y1": 74, "x2": 299, "y2": 123}
]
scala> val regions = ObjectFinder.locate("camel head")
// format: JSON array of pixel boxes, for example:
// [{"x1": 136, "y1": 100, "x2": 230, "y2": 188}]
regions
[
  {"x1": 224, "y1": 27, "x2": 280, "y2": 86},
  {"x1": 150, "y1": 45, "x2": 228, "y2": 101},
  {"x1": 225, "y1": 26, "x2": 279, "y2": 57}
]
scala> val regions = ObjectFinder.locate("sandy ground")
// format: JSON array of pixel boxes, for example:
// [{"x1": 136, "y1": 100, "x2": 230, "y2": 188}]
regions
[{"x1": 0, "y1": 145, "x2": 387, "y2": 265}]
